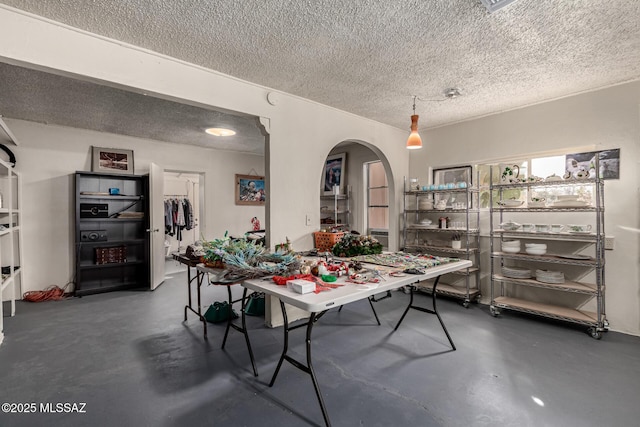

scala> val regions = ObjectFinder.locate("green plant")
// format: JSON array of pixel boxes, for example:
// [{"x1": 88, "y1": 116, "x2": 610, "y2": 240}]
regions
[{"x1": 331, "y1": 233, "x2": 383, "y2": 257}]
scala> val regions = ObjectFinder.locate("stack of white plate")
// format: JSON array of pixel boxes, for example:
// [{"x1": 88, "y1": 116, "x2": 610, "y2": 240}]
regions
[
  {"x1": 501, "y1": 240, "x2": 521, "y2": 253},
  {"x1": 525, "y1": 243, "x2": 547, "y2": 255},
  {"x1": 418, "y1": 199, "x2": 434, "y2": 210},
  {"x1": 535, "y1": 269, "x2": 565, "y2": 284},
  {"x1": 502, "y1": 266, "x2": 531, "y2": 279},
  {"x1": 551, "y1": 195, "x2": 589, "y2": 208}
]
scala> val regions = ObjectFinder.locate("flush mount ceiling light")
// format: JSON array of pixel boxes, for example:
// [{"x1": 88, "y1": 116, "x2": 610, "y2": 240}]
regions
[
  {"x1": 205, "y1": 127, "x2": 236, "y2": 136},
  {"x1": 444, "y1": 88, "x2": 462, "y2": 99},
  {"x1": 479, "y1": 0, "x2": 519, "y2": 13},
  {"x1": 406, "y1": 95, "x2": 422, "y2": 150}
]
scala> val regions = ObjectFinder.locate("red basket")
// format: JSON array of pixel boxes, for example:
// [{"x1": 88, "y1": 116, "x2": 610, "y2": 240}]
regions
[{"x1": 313, "y1": 232, "x2": 344, "y2": 252}]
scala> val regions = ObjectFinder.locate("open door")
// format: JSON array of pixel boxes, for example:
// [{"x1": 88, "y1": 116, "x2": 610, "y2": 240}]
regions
[{"x1": 149, "y1": 162, "x2": 165, "y2": 290}]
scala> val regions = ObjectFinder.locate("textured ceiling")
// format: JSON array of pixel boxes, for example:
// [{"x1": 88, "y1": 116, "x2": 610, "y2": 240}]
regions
[
  {"x1": 1, "y1": 0, "x2": 639, "y2": 150},
  {"x1": 0, "y1": 62, "x2": 266, "y2": 153}
]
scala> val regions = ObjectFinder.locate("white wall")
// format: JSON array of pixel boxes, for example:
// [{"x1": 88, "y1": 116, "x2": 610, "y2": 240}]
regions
[
  {"x1": 0, "y1": 9, "x2": 410, "y2": 309},
  {"x1": 409, "y1": 82, "x2": 640, "y2": 335}
]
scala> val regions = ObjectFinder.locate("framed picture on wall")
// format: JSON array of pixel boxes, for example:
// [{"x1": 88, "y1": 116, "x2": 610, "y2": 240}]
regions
[
  {"x1": 433, "y1": 165, "x2": 472, "y2": 187},
  {"x1": 235, "y1": 174, "x2": 266, "y2": 206},
  {"x1": 92, "y1": 147, "x2": 135, "y2": 175},
  {"x1": 433, "y1": 165, "x2": 473, "y2": 208},
  {"x1": 565, "y1": 148, "x2": 620, "y2": 179},
  {"x1": 323, "y1": 153, "x2": 347, "y2": 195}
]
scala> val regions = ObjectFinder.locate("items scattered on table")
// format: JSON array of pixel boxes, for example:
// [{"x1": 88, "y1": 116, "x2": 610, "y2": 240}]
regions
[
  {"x1": 351, "y1": 252, "x2": 458, "y2": 270},
  {"x1": 272, "y1": 274, "x2": 343, "y2": 293},
  {"x1": 201, "y1": 233, "x2": 300, "y2": 278}
]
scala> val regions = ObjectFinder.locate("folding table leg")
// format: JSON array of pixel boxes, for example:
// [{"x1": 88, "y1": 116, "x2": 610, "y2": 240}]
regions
[
  {"x1": 393, "y1": 276, "x2": 455, "y2": 350},
  {"x1": 269, "y1": 301, "x2": 332, "y2": 427},
  {"x1": 222, "y1": 285, "x2": 258, "y2": 376}
]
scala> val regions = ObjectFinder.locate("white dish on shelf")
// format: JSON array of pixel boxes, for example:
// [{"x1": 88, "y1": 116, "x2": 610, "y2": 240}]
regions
[
  {"x1": 535, "y1": 269, "x2": 565, "y2": 284},
  {"x1": 501, "y1": 246, "x2": 521, "y2": 253},
  {"x1": 500, "y1": 221, "x2": 521, "y2": 231},
  {"x1": 556, "y1": 194, "x2": 580, "y2": 201},
  {"x1": 545, "y1": 174, "x2": 563, "y2": 182},
  {"x1": 526, "y1": 248, "x2": 547, "y2": 255},
  {"x1": 525, "y1": 243, "x2": 547, "y2": 249},
  {"x1": 550, "y1": 201, "x2": 589, "y2": 208},
  {"x1": 498, "y1": 200, "x2": 524, "y2": 207},
  {"x1": 502, "y1": 266, "x2": 531, "y2": 279},
  {"x1": 528, "y1": 201, "x2": 547, "y2": 208},
  {"x1": 411, "y1": 224, "x2": 437, "y2": 229}
]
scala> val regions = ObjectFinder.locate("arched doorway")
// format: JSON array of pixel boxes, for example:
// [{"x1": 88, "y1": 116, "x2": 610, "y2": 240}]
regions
[{"x1": 319, "y1": 140, "x2": 396, "y2": 250}]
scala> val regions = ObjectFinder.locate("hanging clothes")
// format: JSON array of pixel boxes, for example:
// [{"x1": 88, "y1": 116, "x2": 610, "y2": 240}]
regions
[
  {"x1": 184, "y1": 198, "x2": 194, "y2": 230},
  {"x1": 164, "y1": 199, "x2": 174, "y2": 235}
]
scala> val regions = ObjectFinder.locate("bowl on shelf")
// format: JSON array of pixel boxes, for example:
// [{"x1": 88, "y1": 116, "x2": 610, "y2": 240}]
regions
[
  {"x1": 525, "y1": 243, "x2": 547, "y2": 248},
  {"x1": 501, "y1": 239, "x2": 521, "y2": 253},
  {"x1": 500, "y1": 221, "x2": 521, "y2": 231},
  {"x1": 535, "y1": 224, "x2": 550, "y2": 233},
  {"x1": 525, "y1": 247, "x2": 547, "y2": 255},
  {"x1": 502, "y1": 246, "x2": 521, "y2": 253}
]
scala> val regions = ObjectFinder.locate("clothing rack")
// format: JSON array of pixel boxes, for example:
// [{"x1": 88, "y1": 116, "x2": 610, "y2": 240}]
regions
[{"x1": 164, "y1": 195, "x2": 192, "y2": 253}]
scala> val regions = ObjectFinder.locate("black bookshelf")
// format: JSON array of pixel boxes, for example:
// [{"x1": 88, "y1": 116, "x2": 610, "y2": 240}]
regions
[{"x1": 74, "y1": 171, "x2": 150, "y2": 296}]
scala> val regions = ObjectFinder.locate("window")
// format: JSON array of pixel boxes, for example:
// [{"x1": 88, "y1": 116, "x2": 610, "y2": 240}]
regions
[
  {"x1": 366, "y1": 161, "x2": 388, "y2": 231},
  {"x1": 531, "y1": 155, "x2": 565, "y2": 178},
  {"x1": 478, "y1": 154, "x2": 593, "y2": 209}
]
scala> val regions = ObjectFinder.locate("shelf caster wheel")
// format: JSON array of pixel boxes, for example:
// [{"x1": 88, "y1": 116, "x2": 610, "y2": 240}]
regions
[
  {"x1": 462, "y1": 300, "x2": 470, "y2": 308},
  {"x1": 490, "y1": 306, "x2": 500, "y2": 317},
  {"x1": 588, "y1": 327, "x2": 603, "y2": 340}
]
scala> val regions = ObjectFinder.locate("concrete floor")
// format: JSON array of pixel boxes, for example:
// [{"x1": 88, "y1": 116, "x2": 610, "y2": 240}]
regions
[{"x1": 1, "y1": 271, "x2": 639, "y2": 427}]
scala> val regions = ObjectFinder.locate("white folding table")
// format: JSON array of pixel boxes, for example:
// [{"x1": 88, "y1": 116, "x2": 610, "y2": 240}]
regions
[{"x1": 242, "y1": 259, "x2": 472, "y2": 427}]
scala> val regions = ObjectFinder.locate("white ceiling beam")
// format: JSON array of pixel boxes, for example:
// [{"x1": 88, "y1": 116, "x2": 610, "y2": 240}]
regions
[{"x1": 0, "y1": 115, "x2": 19, "y2": 145}]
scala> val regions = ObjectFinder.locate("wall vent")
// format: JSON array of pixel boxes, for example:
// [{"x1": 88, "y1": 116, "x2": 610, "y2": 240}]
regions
[{"x1": 480, "y1": 0, "x2": 518, "y2": 13}]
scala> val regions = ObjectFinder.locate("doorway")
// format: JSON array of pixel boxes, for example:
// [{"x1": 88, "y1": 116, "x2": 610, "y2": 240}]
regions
[{"x1": 163, "y1": 170, "x2": 204, "y2": 275}]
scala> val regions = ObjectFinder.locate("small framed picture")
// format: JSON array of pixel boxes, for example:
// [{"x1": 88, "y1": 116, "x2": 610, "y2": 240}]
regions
[
  {"x1": 236, "y1": 174, "x2": 266, "y2": 206},
  {"x1": 92, "y1": 147, "x2": 135, "y2": 175},
  {"x1": 433, "y1": 165, "x2": 473, "y2": 208},
  {"x1": 433, "y1": 165, "x2": 472, "y2": 187},
  {"x1": 323, "y1": 153, "x2": 347, "y2": 196}
]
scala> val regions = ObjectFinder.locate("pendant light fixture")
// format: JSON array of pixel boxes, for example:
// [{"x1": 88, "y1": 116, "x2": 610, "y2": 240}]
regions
[{"x1": 406, "y1": 96, "x2": 422, "y2": 150}]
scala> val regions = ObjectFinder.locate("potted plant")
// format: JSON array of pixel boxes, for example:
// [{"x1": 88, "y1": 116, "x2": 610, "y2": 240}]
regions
[{"x1": 451, "y1": 233, "x2": 462, "y2": 249}]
